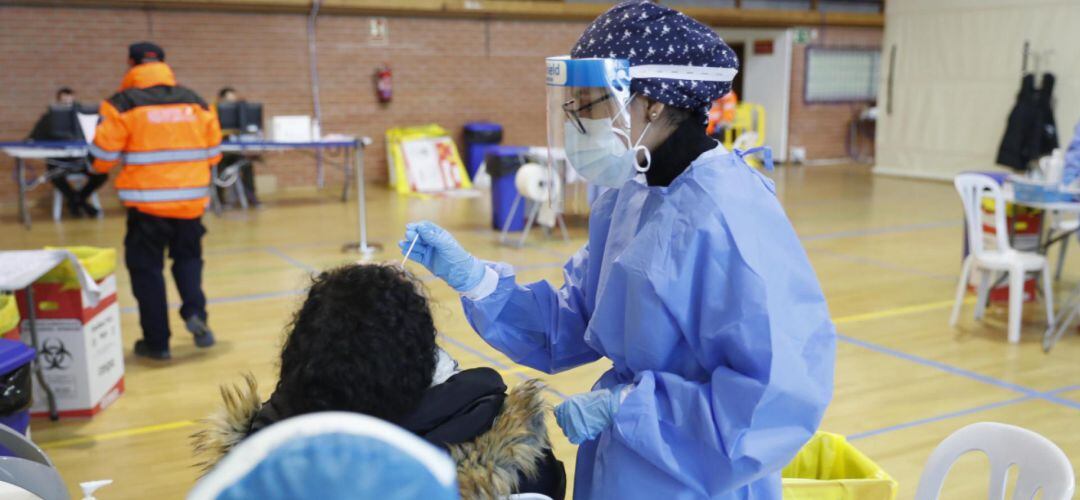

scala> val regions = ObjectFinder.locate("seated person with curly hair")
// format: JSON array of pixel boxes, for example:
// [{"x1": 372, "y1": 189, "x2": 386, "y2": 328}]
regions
[{"x1": 193, "y1": 264, "x2": 566, "y2": 499}]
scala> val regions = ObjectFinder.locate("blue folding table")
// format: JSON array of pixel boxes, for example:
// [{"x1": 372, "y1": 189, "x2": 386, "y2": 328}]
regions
[{"x1": 1, "y1": 138, "x2": 379, "y2": 255}]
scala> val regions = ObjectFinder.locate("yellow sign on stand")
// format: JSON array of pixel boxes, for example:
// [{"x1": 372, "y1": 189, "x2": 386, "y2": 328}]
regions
[{"x1": 386, "y1": 124, "x2": 473, "y2": 196}]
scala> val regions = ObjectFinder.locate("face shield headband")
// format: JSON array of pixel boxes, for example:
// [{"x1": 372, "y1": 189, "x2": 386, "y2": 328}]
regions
[{"x1": 546, "y1": 56, "x2": 737, "y2": 190}]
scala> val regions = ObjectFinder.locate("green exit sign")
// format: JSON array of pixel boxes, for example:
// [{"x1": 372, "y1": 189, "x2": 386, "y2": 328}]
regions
[{"x1": 794, "y1": 28, "x2": 817, "y2": 45}]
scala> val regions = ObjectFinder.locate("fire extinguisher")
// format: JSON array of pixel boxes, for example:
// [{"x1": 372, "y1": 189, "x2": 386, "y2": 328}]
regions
[{"x1": 375, "y1": 64, "x2": 392, "y2": 104}]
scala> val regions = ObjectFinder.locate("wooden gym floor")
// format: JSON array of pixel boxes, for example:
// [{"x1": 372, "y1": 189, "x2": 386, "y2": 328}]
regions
[{"x1": 4, "y1": 164, "x2": 1078, "y2": 499}]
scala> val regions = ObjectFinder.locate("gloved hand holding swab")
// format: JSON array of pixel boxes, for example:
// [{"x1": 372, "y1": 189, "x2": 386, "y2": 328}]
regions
[{"x1": 401, "y1": 234, "x2": 420, "y2": 268}]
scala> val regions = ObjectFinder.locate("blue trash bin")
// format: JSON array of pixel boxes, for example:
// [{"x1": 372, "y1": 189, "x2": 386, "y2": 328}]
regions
[
  {"x1": 0, "y1": 339, "x2": 35, "y2": 450},
  {"x1": 488, "y1": 146, "x2": 529, "y2": 232},
  {"x1": 463, "y1": 122, "x2": 503, "y2": 180}
]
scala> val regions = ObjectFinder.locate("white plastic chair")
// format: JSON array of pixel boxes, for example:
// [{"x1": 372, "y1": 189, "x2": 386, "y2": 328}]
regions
[
  {"x1": 950, "y1": 174, "x2": 1053, "y2": 343},
  {"x1": 0, "y1": 423, "x2": 70, "y2": 500},
  {"x1": 1049, "y1": 212, "x2": 1079, "y2": 281},
  {"x1": 915, "y1": 422, "x2": 1075, "y2": 500},
  {"x1": 189, "y1": 412, "x2": 457, "y2": 500},
  {"x1": 51, "y1": 172, "x2": 103, "y2": 221}
]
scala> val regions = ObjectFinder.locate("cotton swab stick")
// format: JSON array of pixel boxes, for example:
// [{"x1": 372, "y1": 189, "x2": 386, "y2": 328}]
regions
[{"x1": 401, "y1": 235, "x2": 420, "y2": 267}]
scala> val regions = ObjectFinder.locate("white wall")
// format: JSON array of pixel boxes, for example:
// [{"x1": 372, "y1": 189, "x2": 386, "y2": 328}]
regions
[
  {"x1": 874, "y1": 0, "x2": 1080, "y2": 181},
  {"x1": 717, "y1": 28, "x2": 793, "y2": 161}
]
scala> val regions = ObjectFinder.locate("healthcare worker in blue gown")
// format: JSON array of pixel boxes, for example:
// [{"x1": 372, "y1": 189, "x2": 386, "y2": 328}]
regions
[{"x1": 402, "y1": 2, "x2": 835, "y2": 498}]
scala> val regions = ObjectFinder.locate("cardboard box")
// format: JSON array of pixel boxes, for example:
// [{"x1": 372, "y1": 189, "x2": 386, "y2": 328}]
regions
[{"x1": 17, "y1": 274, "x2": 125, "y2": 418}]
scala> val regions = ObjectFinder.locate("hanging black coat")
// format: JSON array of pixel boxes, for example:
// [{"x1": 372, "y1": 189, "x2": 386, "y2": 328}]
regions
[
  {"x1": 997, "y1": 73, "x2": 1059, "y2": 171},
  {"x1": 1028, "y1": 73, "x2": 1059, "y2": 161}
]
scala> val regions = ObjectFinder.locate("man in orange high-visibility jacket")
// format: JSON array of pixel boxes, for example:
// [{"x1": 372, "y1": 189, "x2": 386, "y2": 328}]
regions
[
  {"x1": 91, "y1": 42, "x2": 221, "y2": 360},
  {"x1": 705, "y1": 90, "x2": 738, "y2": 137}
]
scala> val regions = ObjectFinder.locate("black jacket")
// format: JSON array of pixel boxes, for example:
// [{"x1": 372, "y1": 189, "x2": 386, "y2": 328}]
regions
[
  {"x1": 194, "y1": 371, "x2": 566, "y2": 500},
  {"x1": 398, "y1": 368, "x2": 565, "y2": 499},
  {"x1": 28, "y1": 111, "x2": 53, "y2": 141},
  {"x1": 997, "y1": 73, "x2": 1059, "y2": 171}
]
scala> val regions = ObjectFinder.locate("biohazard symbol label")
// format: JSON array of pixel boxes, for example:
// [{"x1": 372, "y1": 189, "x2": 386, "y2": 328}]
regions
[{"x1": 40, "y1": 338, "x2": 73, "y2": 370}]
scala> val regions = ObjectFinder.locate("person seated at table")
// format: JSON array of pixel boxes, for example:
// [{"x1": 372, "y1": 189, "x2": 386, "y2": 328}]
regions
[
  {"x1": 215, "y1": 86, "x2": 260, "y2": 207},
  {"x1": 192, "y1": 264, "x2": 566, "y2": 499},
  {"x1": 27, "y1": 87, "x2": 107, "y2": 217}
]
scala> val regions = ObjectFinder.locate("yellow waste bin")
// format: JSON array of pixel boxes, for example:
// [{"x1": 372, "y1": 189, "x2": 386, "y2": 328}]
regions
[
  {"x1": 0, "y1": 294, "x2": 19, "y2": 339},
  {"x1": 38, "y1": 246, "x2": 118, "y2": 286},
  {"x1": 782, "y1": 432, "x2": 898, "y2": 500}
]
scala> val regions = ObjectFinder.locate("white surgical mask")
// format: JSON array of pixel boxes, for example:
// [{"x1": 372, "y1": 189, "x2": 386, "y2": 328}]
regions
[{"x1": 564, "y1": 117, "x2": 653, "y2": 188}]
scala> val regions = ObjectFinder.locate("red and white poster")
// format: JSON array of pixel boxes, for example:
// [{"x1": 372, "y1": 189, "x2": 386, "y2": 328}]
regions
[{"x1": 402, "y1": 137, "x2": 466, "y2": 193}]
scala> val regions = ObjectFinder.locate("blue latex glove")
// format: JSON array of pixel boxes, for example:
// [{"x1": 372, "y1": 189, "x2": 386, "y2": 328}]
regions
[
  {"x1": 554, "y1": 385, "x2": 625, "y2": 445},
  {"x1": 400, "y1": 221, "x2": 486, "y2": 292}
]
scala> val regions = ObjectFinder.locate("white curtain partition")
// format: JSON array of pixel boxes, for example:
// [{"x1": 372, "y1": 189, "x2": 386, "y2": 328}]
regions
[{"x1": 874, "y1": 0, "x2": 1080, "y2": 181}]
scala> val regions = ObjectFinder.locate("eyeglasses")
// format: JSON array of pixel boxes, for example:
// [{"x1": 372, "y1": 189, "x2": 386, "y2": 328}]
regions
[{"x1": 562, "y1": 93, "x2": 614, "y2": 135}]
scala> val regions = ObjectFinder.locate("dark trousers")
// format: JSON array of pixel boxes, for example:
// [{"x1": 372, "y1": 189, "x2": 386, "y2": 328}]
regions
[
  {"x1": 124, "y1": 209, "x2": 207, "y2": 351},
  {"x1": 48, "y1": 160, "x2": 107, "y2": 205}
]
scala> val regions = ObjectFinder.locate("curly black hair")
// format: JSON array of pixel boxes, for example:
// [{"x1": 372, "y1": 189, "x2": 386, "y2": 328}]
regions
[{"x1": 274, "y1": 264, "x2": 438, "y2": 423}]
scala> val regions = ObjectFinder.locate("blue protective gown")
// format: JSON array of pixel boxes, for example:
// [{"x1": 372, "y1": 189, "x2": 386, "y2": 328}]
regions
[{"x1": 462, "y1": 147, "x2": 835, "y2": 499}]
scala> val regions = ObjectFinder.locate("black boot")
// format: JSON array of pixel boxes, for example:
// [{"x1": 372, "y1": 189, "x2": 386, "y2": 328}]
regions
[
  {"x1": 134, "y1": 340, "x2": 171, "y2": 360},
  {"x1": 185, "y1": 316, "x2": 216, "y2": 348},
  {"x1": 81, "y1": 201, "x2": 100, "y2": 217},
  {"x1": 67, "y1": 198, "x2": 84, "y2": 217}
]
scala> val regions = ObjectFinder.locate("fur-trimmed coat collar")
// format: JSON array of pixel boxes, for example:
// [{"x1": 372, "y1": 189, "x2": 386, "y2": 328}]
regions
[{"x1": 192, "y1": 374, "x2": 557, "y2": 499}]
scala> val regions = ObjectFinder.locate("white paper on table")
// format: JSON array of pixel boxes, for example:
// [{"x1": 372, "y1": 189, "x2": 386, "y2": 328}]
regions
[
  {"x1": 1, "y1": 147, "x2": 88, "y2": 159},
  {"x1": 77, "y1": 113, "x2": 99, "y2": 143},
  {"x1": 270, "y1": 116, "x2": 315, "y2": 143},
  {"x1": 0, "y1": 250, "x2": 102, "y2": 307},
  {"x1": 321, "y1": 133, "x2": 355, "y2": 142}
]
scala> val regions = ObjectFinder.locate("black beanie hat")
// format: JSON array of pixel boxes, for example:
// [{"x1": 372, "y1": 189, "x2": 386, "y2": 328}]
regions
[{"x1": 129, "y1": 42, "x2": 165, "y2": 64}]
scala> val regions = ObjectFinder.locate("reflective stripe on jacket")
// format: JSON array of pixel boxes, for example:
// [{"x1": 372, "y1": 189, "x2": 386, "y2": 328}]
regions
[{"x1": 92, "y1": 62, "x2": 222, "y2": 219}]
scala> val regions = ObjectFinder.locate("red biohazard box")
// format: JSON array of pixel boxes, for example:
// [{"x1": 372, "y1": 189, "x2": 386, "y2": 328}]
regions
[{"x1": 15, "y1": 248, "x2": 124, "y2": 418}]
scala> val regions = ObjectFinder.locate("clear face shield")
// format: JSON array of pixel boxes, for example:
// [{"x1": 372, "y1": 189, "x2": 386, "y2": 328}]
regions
[
  {"x1": 546, "y1": 58, "x2": 741, "y2": 194},
  {"x1": 546, "y1": 57, "x2": 634, "y2": 198}
]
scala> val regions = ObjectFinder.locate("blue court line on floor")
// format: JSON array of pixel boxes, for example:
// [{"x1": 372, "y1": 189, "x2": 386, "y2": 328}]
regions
[
  {"x1": 413, "y1": 261, "x2": 567, "y2": 283},
  {"x1": 117, "y1": 262, "x2": 568, "y2": 315},
  {"x1": 113, "y1": 278, "x2": 1073, "y2": 409},
  {"x1": 838, "y1": 334, "x2": 1080, "y2": 410},
  {"x1": 264, "y1": 246, "x2": 316, "y2": 274},
  {"x1": 439, "y1": 333, "x2": 569, "y2": 401},
  {"x1": 198, "y1": 216, "x2": 960, "y2": 262},
  {"x1": 848, "y1": 384, "x2": 1080, "y2": 441},
  {"x1": 203, "y1": 239, "x2": 377, "y2": 256},
  {"x1": 811, "y1": 248, "x2": 957, "y2": 282},
  {"x1": 801, "y1": 220, "x2": 960, "y2": 242},
  {"x1": 413, "y1": 261, "x2": 567, "y2": 282},
  {"x1": 515, "y1": 261, "x2": 568, "y2": 272},
  {"x1": 534, "y1": 246, "x2": 577, "y2": 260},
  {"x1": 120, "y1": 288, "x2": 306, "y2": 314},
  {"x1": 848, "y1": 396, "x2": 1033, "y2": 441},
  {"x1": 197, "y1": 217, "x2": 960, "y2": 274}
]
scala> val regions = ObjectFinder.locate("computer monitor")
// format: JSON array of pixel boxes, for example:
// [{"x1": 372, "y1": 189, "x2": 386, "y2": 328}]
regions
[
  {"x1": 217, "y1": 102, "x2": 240, "y2": 131},
  {"x1": 76, "y1": 103, "x2": 99, "y2": 115},
  {"x1": 217, "y1": 101, "x2": 263, "y2": 134},
  {"x1": 238, "y1": 102, "x2": 263, "y2": 134},
  {"x1": 47, "y1": 105, "x2": 80, "y2": 141}
]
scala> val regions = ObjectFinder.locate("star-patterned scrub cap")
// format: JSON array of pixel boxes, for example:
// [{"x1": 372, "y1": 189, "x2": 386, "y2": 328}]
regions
[{"x1": 570, "y1": 0, "x2": 739, "y2": 118}]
